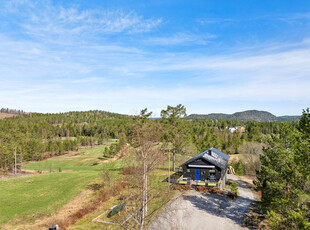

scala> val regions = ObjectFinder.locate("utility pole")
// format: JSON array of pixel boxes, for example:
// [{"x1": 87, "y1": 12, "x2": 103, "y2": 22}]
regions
[
  {"x1": 14, "y1": 148, "x2": 17, "y2": 175},
  {"x1": 168, "y1": 152, "x2": 170, "y2": 193},
  {"x1": 145, "y1": 164, "x2": 148, "y2": 218},
  {"x1": 20, "y1": 153, "x2": 23, "y2": 172}
]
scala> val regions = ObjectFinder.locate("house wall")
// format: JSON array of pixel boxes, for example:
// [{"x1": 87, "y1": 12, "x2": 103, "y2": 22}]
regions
[{"x1": 181, "y1": 158, "x2": 222, "y2": 181}]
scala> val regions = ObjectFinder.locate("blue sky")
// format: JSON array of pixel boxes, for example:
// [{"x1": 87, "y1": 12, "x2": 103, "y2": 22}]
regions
[{"x1": 0, "y1": 0, "x2": 309, "y2": 116}]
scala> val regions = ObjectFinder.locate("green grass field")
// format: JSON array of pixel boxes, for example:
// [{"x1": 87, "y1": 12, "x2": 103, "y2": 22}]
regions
[
  {"x1": 0, "y1": 143, "x2": 122, "y2": 226},
  {"x1": 24, "y1": 143, "x2": 117, "y2": 172},
  {"x1": 0, "y1": 142, "x2": 180, "y2": 229},
  {"x1": 0, "y1": 172, "x2": 96, "y2": 225}
]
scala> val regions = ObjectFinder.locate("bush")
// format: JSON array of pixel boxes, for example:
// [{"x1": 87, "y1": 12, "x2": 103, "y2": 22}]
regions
[
  {"x1": 121, "y1": 166, "x2": 136, "y2": 175},
  {"x1": 229, "y1": 182, "x2": 238, "y2": 193}
]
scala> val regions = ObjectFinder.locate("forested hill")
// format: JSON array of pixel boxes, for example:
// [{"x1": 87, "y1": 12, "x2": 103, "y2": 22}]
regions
[
  {"x1": 0, "y1": 108, "x2": 129, "y2": 120},
  {"x1": 0, "y1": 109, "x2": 133, "y2": 170},
  {"x1": 188, "y1": 110, "x2": 300, "y2": 122},
  {"x1": 30, "y1": 110, "x2": 130, "y2": 120}
]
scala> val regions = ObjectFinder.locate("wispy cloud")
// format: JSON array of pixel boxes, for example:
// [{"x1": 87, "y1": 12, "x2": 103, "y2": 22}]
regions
[
  {"x1": 25, "y1": 9, "x2": 162, "y2": 36},
  {"x1": 198, "y1": 11, "x2": 310, "y2": 26},
  {"x1": 72, "y1": 77, "x2": 110, "y2": 84},
  {"x1": 0, "y1": 0, "x2": 309, "y2": 115},
  {"x1": 198, "y1": 18, "x2": 234, "y2": 25},
  {"x1": 1, "y1": 0, "x2": 162, "y2": 39},
  {"x1": 1, "y1": 34, "x2": 309, "y2": 114},
  {"x1": 146, "y1": 33, "x2": 216, "y2": 45},
  {"x1": 276, "y1": 12, "x2": 310, "y2": 21}
]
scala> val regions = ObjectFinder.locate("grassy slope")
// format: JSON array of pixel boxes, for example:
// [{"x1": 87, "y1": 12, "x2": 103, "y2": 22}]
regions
[
  {"x1": 24, "y1": 146, "x2": 110, "y2": 172},
  {"x1": 0, "y1": 144, "x2": 117, "y2": 226},
  {"x1": 0, "y1": 172, "x2": 95, "y2": 225},
  {"x1": 1, "y1": 142, "x2": 182, "y2": 229},
  {"x1": 69, "y1": 153, "x2": 186, "y2": 230},
  {"x1": 69, "y1": 172, "x2": 172, "y2": 230}
]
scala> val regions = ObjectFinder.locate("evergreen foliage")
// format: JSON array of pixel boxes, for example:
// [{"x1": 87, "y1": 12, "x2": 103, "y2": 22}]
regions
[
  {"x1": 255, "y1": 108, "x2": 310, "y2": 229},
  {"x1": 0, "y1": 110, "x2": 132, "y2": 172},
  {"x1": 0, "y1": 107, "x2": 296, "y2": 177}
]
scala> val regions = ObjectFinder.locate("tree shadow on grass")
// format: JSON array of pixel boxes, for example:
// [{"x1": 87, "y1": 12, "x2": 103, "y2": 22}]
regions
[{"x1": 103, "y1": 167, "x2": 123, "y2": 171}]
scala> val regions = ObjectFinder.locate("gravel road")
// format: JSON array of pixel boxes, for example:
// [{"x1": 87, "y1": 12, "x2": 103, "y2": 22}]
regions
[{"x1": 149, "y1": 174, "x2": 255, "y2": 230}]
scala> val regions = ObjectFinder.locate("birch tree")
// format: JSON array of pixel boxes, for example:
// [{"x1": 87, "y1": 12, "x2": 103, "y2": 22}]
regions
[{"x1": 125, "y1": 108, "x2": 166, "y2": 230}]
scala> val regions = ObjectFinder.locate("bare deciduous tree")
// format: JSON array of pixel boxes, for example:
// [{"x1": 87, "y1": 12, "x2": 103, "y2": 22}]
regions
[{"x1": 122, "y1": 108, "x2": 166, "y2": 230}]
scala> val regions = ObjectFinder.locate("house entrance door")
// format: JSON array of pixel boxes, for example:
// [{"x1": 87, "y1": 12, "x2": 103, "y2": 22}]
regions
[{"x1": 195, "y1": 169, "x2": 200, "y2": 180}]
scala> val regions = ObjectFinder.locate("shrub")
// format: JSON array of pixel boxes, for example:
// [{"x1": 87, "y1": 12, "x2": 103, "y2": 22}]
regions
[
  {"x1": 121, "y1": 166, "x2": 136, "y2": 175},
  {"x1": 229, "y1": 182, "x2": 238, "y2": 193}
]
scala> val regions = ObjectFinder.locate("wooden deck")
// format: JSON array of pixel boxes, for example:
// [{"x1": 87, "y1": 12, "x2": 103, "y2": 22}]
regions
[{"x1": 175, "y1": 175, "x2": 222, "y2": 189}]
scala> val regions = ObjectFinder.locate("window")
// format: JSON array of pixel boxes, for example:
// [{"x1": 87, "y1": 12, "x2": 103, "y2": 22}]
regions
[{"x1": 187, "y1": 169, "x2": 190, "y2": 173}]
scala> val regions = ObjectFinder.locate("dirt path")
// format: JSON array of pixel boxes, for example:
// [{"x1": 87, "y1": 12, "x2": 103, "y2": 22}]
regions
[{"x1": 149, "y1": 174, "x2": 256, "y2": 230}]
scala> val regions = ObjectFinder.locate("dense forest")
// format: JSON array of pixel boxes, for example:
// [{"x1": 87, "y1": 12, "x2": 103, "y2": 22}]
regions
[
  {"x1": 0, "y1": 110, "x2": 132, "y2": 171},
  {"x1": 0, "y1": 107, "x2": 296, "y2": 173},
  {"x1": 255, "y1": 109, "x2": 310, "y2": 229}
]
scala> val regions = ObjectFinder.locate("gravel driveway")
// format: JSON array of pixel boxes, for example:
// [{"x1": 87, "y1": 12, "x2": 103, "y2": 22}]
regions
[{"x1": 149, "y1": 175, "x2": 255, "y2": 230}]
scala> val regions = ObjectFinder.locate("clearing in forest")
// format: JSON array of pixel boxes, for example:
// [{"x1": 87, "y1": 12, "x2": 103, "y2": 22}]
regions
[{"x1": 0, "y1": 143, "x2": 123, "y2": 228}]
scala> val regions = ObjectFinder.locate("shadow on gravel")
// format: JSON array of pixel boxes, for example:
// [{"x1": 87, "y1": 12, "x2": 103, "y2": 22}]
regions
[
  {"x1": 185, "y1": 190, "x2": 255, "y2": 227},
  {"x1": 230, "y1": 179, "x2": 250, "y2": 190}
]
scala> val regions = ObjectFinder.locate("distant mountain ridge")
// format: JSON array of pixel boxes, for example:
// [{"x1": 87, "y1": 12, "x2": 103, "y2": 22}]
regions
[{"x1": 188, "y1": 110, "x2": 300, "y2": 122}]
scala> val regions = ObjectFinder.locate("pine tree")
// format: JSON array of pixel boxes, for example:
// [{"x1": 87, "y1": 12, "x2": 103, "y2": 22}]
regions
[{"x1": 254, "y1": 110, "x2": 310, "y2": 229}]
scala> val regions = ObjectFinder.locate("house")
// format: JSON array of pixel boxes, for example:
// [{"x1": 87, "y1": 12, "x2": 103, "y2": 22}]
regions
[
  {"x1": 236, "y1": 126, "x2": 246, "y2": 133},
  {"x1": 229, "y1": 127, "x2": 237, "y2": 133},
  {"x1": 229, "y1": 126, "x2": 246, "y2": 133},
  {"x1": 180, "y1": 148, "x2": 230, "y2": 188}
]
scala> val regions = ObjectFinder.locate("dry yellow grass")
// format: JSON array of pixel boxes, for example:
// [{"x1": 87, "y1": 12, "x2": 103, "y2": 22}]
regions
[
  {"x1": 229, "y1": 142, "x2": 266, "y2": 176},
  {"x1": 0, "y1": 112, "x2": 16, "y2": 120}
]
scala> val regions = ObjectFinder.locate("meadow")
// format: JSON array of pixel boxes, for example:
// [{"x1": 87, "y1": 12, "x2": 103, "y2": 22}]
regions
[
  {"x1": 0, "y1": 141, "x2": 177, "y2": 229},
  {"x1": 0, "y1": 144, "x2": 120, "y2": 227}
]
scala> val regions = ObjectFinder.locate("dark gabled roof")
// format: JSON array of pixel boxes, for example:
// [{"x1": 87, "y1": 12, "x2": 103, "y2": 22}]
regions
[
  {"x1": 181, "y1": 147, "x2": 230, "y2": 169},
  {"x1": 210, "y1": 147, "x2": 230, "y2": 161}
]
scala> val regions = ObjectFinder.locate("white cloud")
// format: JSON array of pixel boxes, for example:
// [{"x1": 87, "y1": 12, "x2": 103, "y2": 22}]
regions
[
  {"x1": 277, "y1": 12, "x2": 310, "y2": 21},
  {"x1": 2, "y1": 35, "x2": 309, "y2": 114},
  {"x1": 0, "y1": 1, "x2": 309, "y2": 115},
  {"x1": 72, "y1": 77, "x2": 110, "y2": 83},
  {"x1": 198, "y1": 18, "x2": 234, "y2": 25},
  {"x1": 5, "y1": 3, "x2": 162, "y2": 38},
  {"x1": 146, "y1": 33, "x2": 216, "y2": 45},
  {"x1": 0, "y1": 0, "x2": 163, "y2": 52}
]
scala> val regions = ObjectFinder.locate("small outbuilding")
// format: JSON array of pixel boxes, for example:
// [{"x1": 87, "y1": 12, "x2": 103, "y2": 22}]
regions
[{"x1": 180, "y1": 147, "x2": 230, "y2": 188}]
